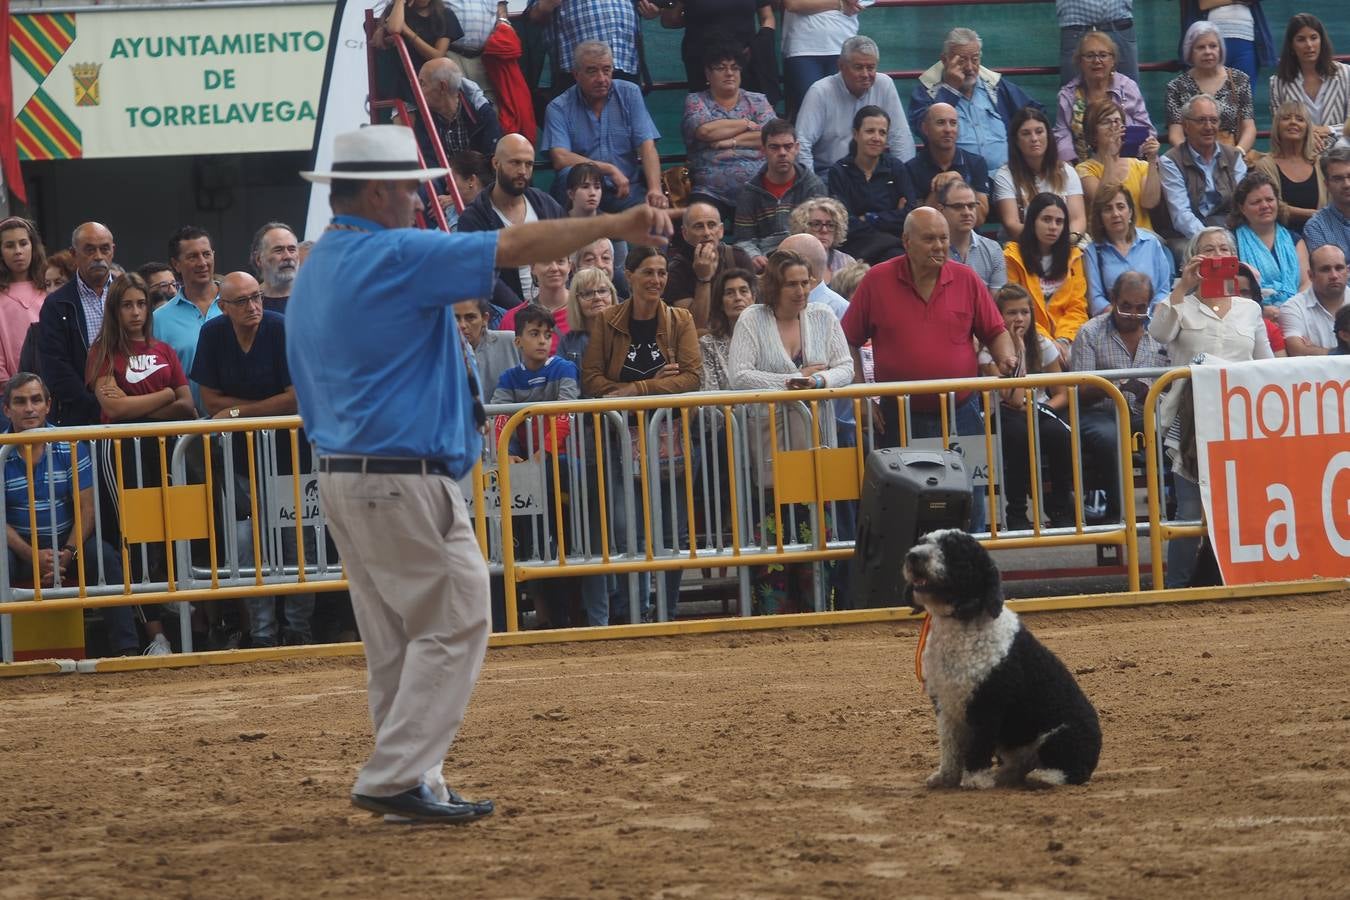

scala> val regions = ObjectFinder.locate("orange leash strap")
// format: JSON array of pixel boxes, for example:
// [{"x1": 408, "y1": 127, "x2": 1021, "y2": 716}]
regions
[{"x1": 915, "y1": 613, "x2": 931, "y2": 687}]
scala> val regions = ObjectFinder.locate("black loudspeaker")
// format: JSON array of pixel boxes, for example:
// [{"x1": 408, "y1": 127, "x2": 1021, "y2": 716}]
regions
[{"x1": 851, "y1": 448, "x2": 972, "y2": 609}]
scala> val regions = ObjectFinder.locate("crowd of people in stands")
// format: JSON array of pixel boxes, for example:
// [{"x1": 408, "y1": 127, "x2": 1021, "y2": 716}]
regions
[{"x1": 3, "y1": 0, "x2": 1350, "y2": 649}]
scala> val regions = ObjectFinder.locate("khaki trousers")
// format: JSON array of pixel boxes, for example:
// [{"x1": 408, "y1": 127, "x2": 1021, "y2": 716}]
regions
[{"x1": 319, "y1": 471, "x2": 490, "y2": 798}]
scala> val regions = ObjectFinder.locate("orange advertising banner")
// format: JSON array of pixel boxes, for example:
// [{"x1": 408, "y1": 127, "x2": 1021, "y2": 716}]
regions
[{"x1": 1193, "y1": 358, "x2": 1350, "y2": 584}]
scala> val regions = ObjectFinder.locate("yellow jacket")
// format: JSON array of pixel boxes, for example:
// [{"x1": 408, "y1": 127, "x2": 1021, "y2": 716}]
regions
[{"x1": 1003, "y1": 242, "x2": 1089, "y2": 344}]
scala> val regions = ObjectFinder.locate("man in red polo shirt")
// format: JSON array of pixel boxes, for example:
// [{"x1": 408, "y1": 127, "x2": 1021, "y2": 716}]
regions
[{"x1": 841, "y1": 206, "x2": 1016, "y2": 529}]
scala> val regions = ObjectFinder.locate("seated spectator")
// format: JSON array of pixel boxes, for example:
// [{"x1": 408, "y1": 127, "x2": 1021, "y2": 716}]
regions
[
  {"x1": 558, "y1": 266, "x2": 616, "y2": 370},
  {"x1": 39, "y1": 222, "x2": 116, "y2": 426},
  {"x1": 409, "y1": 58, "x2": 502, "y2": 163},
  {"x1": 1229, "y1": 171, "x2": 1308, "y2": 312},
  {"x1": 1186, "y1": 0, "x2": 1274, "y2": 85},
  {"x1": 797, "y1": 35, "x2": 914, "y2": 173},
  {"x1": 733, "y1": 119, "x2": 826, "y2": 268},
  {"x1": 906, "y1": 102, "x2": 991, "y2": 223},
  {"x1": 1280, "y1": 245, "x2": 1348, "y2": 356},
  {"x1": 1055, "y1": 30, "x2": 1154, "y2": 164},
  {"x1": 1269, "y1": 14, "x2": 1350, "y2": 157},
  {"x1": 1084, "y1": 183, "x2": 1172, "y2": 315},
  {"x1": 978, "y1": 284, "x2": 1074, "y2": 530},
  {"x1": 1333, "y1": 303, "x2": 1350, "y2": 354},
  {"x1": 542, "y1": 41, "x2": 664, "y2": 211},
  {"x1": 938, "y1": 178, "x2": 1006, "y2": 293},
  {"x1": 1189, "y1": 225, "x2": 1288, "y2": 355},
  {"x1": 1251, "y1": 102, "x2": 1324, "y2": 236},
  {"x1": 1165, "y1": 21, "x2": 1256, "y2": 156},
  {"x1": 1003, "y1": 192, "x2": 1089, "y2": 364},
  {"x1": 659, "y1": 1, "x2": 778, "y2": 100},
  {"x1": 680, "y1": 42, "x2": 776, "y2": 215},
  {"x1": 454, "y1": 297, "x2": 518, "y2": 399},
  {"x1": 788, "y1": 197, "x2": 855, "y2": 274},
  {"x1": 2, "y1": 373, "x2": 140, "y2": 654},
  {"x1": 137, "y1": 262, "x2": 179, "y2": 310},
  {"x1": 0, "y1": 216, "x2": 47, "y2": 385},
  {"x1": 370, "y1": 0, "x2": 454, "y2": 118},
  {"x1": 992, "y1": 108, "x2": 1086, "y2": 241},
  {"x1": 1303, "y1": 147, "x2": 1350, "y2": 260},
  {"x1": 192, "y1": 272, "x2": 311, "y2": 648},
  {"x1": 458, "y1": 133, "x2": 564, "y2": 306},
  {"x1": 1076, "y1": 99, "x2": 1162, "y2": 233},
  {"x1": 779, "y1": 1, "x2": 862, "y2": 116},
  {"x1": 699, "y1": 267, "x2": 756, "y2": 392},
  {"x1": 565, "y1": 167, "x2": 629, "y2": 294},
  {"x1": 44, "y1": 249, "x2": 74, "y2": 293},
  {"x1": 665, "y1": 200, "x2": 755, "y2": 332},
  {"x1": 910, "y1": 27, "x2": 1043, "y2": 173},
  {"x1": 1160, "y1": 94, "x2": 1248, "y2": 243},
  {"x1": 1055, "y1": 0, "x2": 1138, "y2": 85},
  {"x1": 441, "y1": 149, "x2": 493, "y2": 228},
  {"x1": 825, "y1": 106, "x2": 918, "y2": 264},
  {"x1": 830, "y1": 260, "x2": 870, "y2": 301},
  {"x1": 1069, "y1": 271, "x2": 1170, "y2": 523},
  {"x1": 500, "y1": 257, "x2": 572, "y2": 352}
]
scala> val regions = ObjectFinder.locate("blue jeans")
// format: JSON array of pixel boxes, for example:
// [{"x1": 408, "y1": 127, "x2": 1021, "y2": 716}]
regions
[
  {"x1": 1224, "y1": 39, "x2": 1257, "y2": 85},
  {"x1": 784, "y1": 54, "x2": 839, "y2": 117},
  {"x1": 236, "y1": 521, "x2": 316, "y2": 646},
  {"x1": 1166, "y1": 472, "x2": 1203, "y2": 589},
  {"x1": 880, "y1": 395, "x2": 989, "y2": 533},
  {"x1": 8, "y1": 532, "x2": 137, "y2": 654}
]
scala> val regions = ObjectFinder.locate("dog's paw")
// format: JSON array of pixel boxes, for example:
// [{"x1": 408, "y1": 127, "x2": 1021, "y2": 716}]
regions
[
  {"x1": 961, "y1": 769, "x2": 998, "y2": 790},
  {"x1": 926, "y1": 769, "x2": 962, "y2": 789}
]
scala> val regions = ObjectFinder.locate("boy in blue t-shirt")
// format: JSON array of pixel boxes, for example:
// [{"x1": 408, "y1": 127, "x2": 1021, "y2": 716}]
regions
[{"x1": 491, "y1": 304, "x2": 579, "y2": 461}]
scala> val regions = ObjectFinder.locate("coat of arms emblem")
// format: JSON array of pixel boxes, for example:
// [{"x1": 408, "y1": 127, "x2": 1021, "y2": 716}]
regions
[{"x1": 71, "y1": 62, "x2": 101, "y2": 107}]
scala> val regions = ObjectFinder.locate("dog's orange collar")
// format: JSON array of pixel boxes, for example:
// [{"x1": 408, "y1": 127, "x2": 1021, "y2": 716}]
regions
[{"x1": 915, "y1": 612, "x2": 931, "y2": 688}]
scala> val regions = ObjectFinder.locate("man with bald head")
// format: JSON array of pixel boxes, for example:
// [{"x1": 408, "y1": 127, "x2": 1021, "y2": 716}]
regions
[
  {"x1": 37, "y1": 222, "x2": 116, "y2": 425},
  {"x1": 665, "y1": 199, "x2": 754, "y2": 331},
  {"x1": 1280, "y1": 244, "x2": 1349, "y2": 356},
  {"x1": 458, "y1": 132, "x2": 565, "y2": 304},
  {"x1": 905, "y1": 103, "x2": 990, "y2": 224},
  {"x1": 841, "y1": 207, "x2": 1017, "y2": 530},
  {"x1": 412, "y1": 57, "x2": 501, "y2": 159}
]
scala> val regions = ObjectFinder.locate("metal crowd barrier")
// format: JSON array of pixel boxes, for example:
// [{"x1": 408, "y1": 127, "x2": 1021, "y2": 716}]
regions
[{"x1": 3, "y1": 370, "x2": 1188, "y2": 660}]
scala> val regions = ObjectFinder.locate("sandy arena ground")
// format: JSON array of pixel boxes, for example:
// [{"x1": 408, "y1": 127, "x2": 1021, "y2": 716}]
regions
[{"x1": 2, "y1": 592, "x2": 1349, "y2": 899}]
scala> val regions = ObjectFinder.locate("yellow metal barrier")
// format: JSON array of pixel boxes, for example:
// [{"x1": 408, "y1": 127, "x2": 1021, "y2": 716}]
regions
[{"x1": 1142, "y1": 367, "x2": 1206, "y2": 590}]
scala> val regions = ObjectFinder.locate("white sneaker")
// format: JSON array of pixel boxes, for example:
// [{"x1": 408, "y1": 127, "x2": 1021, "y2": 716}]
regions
[{"x1": 143, "y1": 634, "x2": 172, "y2": 656}]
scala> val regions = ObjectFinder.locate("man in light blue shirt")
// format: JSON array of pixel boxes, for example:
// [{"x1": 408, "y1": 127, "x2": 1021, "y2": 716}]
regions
[
  {"x1": 154, "y1": 225, "x2": 222, "y2": 412},
  {"x1": 288, "y1": 125, "x2": 675, "y2": 826},
  {"x1": 542, "y1": 40, "x2": 663, "y2": 211},
  {"x1": 938, "y1": 179, "x2": 1005, "y2": 292},
  {"x1": 796, "y1": 35, "x2": 915, "y2": 173},
  {"x1": 1158, "y1": 95, "x2": 1247, "y2": 242}
]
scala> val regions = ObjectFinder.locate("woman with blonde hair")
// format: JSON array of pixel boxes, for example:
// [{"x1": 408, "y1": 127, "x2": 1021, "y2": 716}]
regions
[
  {"x1": 788, "y1": 196, "x2": 855, "y2": 274},
  {"x1": 1252, "y1": 101, "x2": 1326, "y2": 232},
  {"x1": 558, "y1": 266, "x2": 616, "y2": 371}
]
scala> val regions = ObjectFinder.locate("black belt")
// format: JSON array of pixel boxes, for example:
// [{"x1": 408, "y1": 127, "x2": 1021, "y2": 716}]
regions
[{"x1": 319, "y1": 457, "x2": 451, "y2": 477}]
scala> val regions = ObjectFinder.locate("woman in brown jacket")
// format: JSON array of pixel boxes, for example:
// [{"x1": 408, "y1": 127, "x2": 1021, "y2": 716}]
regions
[{"x1": 581, "y1": 246, "x2": 703, "y2": 622}]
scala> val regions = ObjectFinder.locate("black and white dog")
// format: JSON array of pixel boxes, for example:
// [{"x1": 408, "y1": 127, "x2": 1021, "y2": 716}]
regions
[{"x1": 904, "y1": 529, "x2": 1101, "y2": 789}]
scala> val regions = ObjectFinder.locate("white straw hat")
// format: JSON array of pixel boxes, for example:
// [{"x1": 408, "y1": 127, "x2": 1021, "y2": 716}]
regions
[{"x1": 301, "y1": 125, "x2": 448, "y2": 183}]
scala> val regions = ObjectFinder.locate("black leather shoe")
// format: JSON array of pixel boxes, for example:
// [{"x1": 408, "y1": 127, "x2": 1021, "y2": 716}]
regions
[{"x1": 352, "y1": 784, "x2": 494, "y2": 824}]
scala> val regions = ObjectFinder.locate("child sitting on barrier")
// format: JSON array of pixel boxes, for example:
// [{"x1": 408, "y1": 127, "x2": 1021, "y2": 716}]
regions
[
  {"x1": 980, "y1": 284, "x2": 1077, "y2": 531},
  {"x1": 491, "y1": 305, "x2": 580, "y2": 628}
]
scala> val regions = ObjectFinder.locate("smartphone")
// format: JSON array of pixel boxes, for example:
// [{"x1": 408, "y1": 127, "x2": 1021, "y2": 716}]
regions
[
  {"x1": 788, "y1": 376, "x2": 814, "y2": 390},
  {"x1": 1122, "y1": 125, "x2": 1150, "y2": 158},
  {"x1": 1198, "y1": 256, "x2": 1239, "y2": 299}
]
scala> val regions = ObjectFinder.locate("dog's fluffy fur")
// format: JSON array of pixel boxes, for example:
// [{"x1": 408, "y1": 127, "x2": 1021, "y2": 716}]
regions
[{"x1": 904, "y1": 529, "x2": 1101, "y2": 789}]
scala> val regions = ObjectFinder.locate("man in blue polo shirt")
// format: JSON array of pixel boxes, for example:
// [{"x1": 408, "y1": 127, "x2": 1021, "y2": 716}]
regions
[
  {"x1": 288, "y1": 125, "x2": 674, "y2": 825},
  {"x1": 541, "y1": 40, "x2": 665, "y2": 211},
  {"x1": 2, "y1": 373, "x2": 139, "y2": 656},
  {"x1": 154, "y1": 225, "x2": 222, "y2": 413}
]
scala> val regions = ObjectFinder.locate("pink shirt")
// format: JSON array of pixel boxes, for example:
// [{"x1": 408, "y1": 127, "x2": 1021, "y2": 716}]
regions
[{"x1": 0, "y1": 281, "x2": 45, "y2": 383}]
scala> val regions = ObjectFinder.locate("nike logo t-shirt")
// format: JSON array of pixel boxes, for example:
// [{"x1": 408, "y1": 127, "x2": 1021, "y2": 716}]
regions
[{"x1": 88, "y1": 339, "x2": 188, "y2": 424}]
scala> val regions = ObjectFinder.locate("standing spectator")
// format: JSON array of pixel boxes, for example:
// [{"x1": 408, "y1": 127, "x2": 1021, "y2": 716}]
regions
[
  {"x1": 37, "y1": 222, "x2": 115, "y2": 426},
  {"x1": 659, "y1": 0, "x2": 777, "y2": 100},
  {"x1": 1003, "y1": 192, "x2": 1090, "y2": 363},
  {"x1": 500, "y1": 257, "x2": 573, "y2": 350},
  {"x1": 1055, "y1": 30, "x2": 1153, "y2": 164},
  {"x1": 2, "y1": 373, "x2": 139, "y2": 655},
  {"x1": 1269, "y1": 13, "x2": 1350, "y2": 156},
  {"x1": 1184, "y1": 0, "x2": 1275, "y2": 85},
  {"x1": 444, "y1": 0, "x2": 510, "y2": 106},
  {"x1": 780, "y1": 0, "x2": 867, "y2": 117},
  {"x1": 542, "y1": 41, "x2": 665, "y2": 212},
  {"x1": 681, "y1": 43, "x2": 776, "y2": 216},
  {"x1": 1280, "y1": 245, "x2": 1348, "y2": 356},
  {"x1": 85, "y1": 273, "x2": 193, "y2": 657},
  {"x1": 1056, "y1": 0, "x2": 1138, "y2": 85},
  {"x1": 137, "y1": 262, "x2": 178, "y2": 310},
  {"x1": 825, "y1": 106, "x2": 918, "y2": 263},
  {"x1": 796, "y1": 35, "x2": 915, "y2": 174},
  {"x1": 699, "y1": 267, "x2": 755, "y2": 392},
  {"x1": 937, "y1": 179, "x2": 1006, "y2": 293},
  {"x1": 1228, "y1": 171, "x2": 1308, "y2": 311},
  {"x1": 1159, "y1": 94, "x2": 1248, "y2": 243},
  {"x1": 155, "y1": 226, "x2": 222, "y2": 412},
  {"x1": 1069, "y1": 271, "x2": 1170, "y2": 523},
  {"x1": 906, "y1": 102, "x2": 992, "y2": 222},
  {"x1": 43, "y1": 250, "x2": 74, "y2": 294},
  {"x1": 788, "y1": 197, "x2": 856, "y2": 275},
  {"x1": 558, "y1": 267, "x2": 616, "y2": 370},
  {"x1": 1252, "y1": 102, "x2": 1326, "y2": 234},
  {"x1": 454, "y1": 297, "x2": 518, "y2": 398},
  {"x1": 910, "y1": 28, "x2": 1043, "y2": 173},
  {"x1": 993, "y1": 108, "x2": 1086, "y2": 242},
  {"x1": 250, "y1": 222, "x2": 300, "y2": 316},
  {"x1": 459, "y1": 133, "x2": 565, "y2": 306},
  {"x1": 1165, "y1": 22, "x2": 1257, "y2": 157},
  {"x1": 192, "y1": 272, "x2": 312, "y2": 648},
  {"x1": 1076, "y1": 99, "x2": 1162, "y2": 232},
  {"x1": 1084, "y1": 184, "x2": 1172, "y2": 315},
  {"x1": 1303, "y1": 146, "x2": 1350, "y2": 259},
  {"x1": 665, "y1": 200, "x2": 755, "y2": 332},
  {"x1": 0, "y1": 217, "x2": 47, "y2": 385},
  {"x1": 733, "y1": 119, "x2": 827, "y2": 267},
  {"x1": 370, "y1": 0, "x2": 454, "y2": 119},
  {"x1": 526, "y1": 0, "x2": 657, "y2": 91}
]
